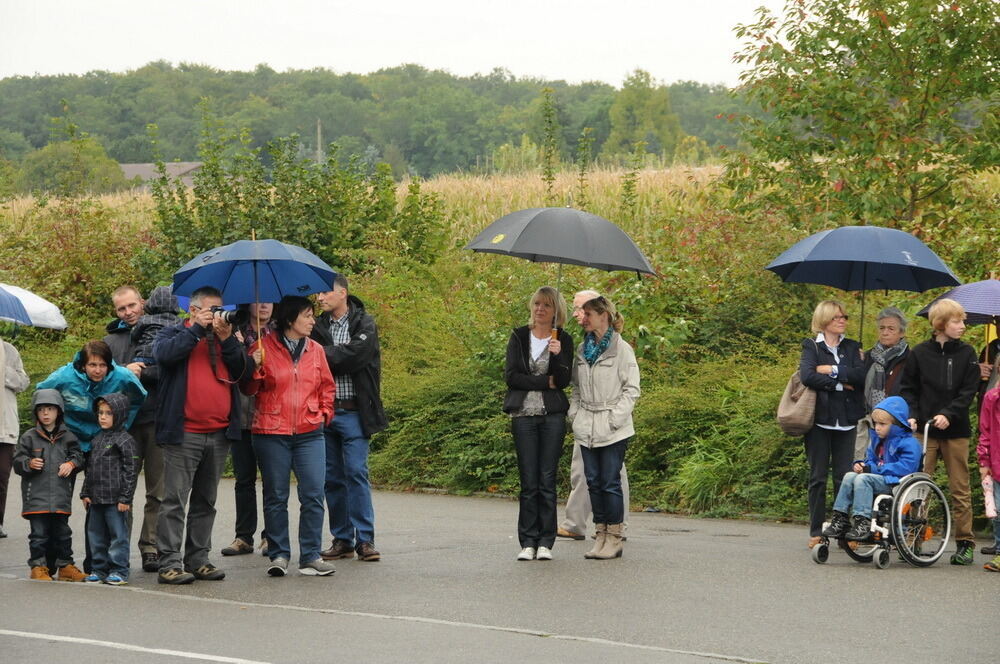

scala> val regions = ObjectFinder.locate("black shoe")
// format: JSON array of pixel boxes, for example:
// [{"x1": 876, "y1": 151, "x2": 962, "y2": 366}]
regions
[
  {"x1": 141, "y1": 552, "x2": 159, "y2": 573},
  {"x1": 981, "y1": 545, "x2": 998, "y2": 555},
  {"x1": 822, "y1": 511, "x2": 850, "y2": 538},
  {"x1": 844, "y1": 515, "x2": 871, "y2": 541}
]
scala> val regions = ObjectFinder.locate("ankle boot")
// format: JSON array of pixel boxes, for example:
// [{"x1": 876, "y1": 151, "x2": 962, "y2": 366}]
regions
[
  {"x1": 845, "y1": 514, "x2": 871, "y2": 541},
  {"x1": 584, "y1": 523, "x2": 607, "y2": 559},
  {"x1": 595, "y1": 523, "x2": 624, "y2": 559},
  {"x1": 822, "y1": 511, "x2": 850, "y2": 538}
]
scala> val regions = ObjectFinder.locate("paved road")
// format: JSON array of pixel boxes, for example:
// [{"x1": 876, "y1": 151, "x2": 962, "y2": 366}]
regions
[{"x1": 0, "y1": 475, "x2": 993, "y2": 664}]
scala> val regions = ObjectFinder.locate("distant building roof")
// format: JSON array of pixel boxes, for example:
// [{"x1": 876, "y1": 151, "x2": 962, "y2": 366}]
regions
[{"x1": 120, "y1": 162, "x2": 202, "y2": 188}]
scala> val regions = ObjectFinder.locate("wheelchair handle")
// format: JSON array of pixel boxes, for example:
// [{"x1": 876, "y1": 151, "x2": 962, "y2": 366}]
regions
[{"x1": 922, "y1": 421, "x2": 932, "y2": 455}]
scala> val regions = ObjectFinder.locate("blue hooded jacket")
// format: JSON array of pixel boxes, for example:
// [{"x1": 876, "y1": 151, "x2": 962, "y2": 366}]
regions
[
  {"x1": 861, "y1": 396, "x2": 922, "y2": 484},
  {"x1": 36, "y1": 352, "x2": 147, "y2": 452}
]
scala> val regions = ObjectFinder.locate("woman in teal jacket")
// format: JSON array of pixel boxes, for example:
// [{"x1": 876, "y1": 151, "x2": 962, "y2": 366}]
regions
[{"x1": 37, "y1": 340, "x2": 146, "y2": 453}]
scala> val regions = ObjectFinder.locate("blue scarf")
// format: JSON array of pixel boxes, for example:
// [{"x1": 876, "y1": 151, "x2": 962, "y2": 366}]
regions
[{"x1": 583, "y1": 328, "x2": 613, "y2": 365}]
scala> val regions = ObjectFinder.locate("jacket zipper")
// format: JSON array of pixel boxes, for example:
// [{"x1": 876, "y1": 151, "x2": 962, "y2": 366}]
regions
[
  {"x1": 946, "y1": 357, "x2": 953, "y2": 390},
  {"x1": 291, "y1": 362, "x2": 300, "y2": 435}
]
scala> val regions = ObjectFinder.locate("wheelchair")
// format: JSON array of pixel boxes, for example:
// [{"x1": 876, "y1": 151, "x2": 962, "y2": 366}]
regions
[{"x1": 811, "y1": 423, "x2": 952, "y2": 569}]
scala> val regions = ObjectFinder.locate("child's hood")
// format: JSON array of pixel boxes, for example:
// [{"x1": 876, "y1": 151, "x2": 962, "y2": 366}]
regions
[
  {"x1": 94, "y1": 392, "x2": 130, "y2": 431},
  {"x1": 32, "y1": 388, "x2": 65, "y2": 415},
  {"x1": 144, "y1": 286, "x2": 180, "y2": 316},
  {"x1": 873, "y1": 396, "x2": 910, "y2": 431}
]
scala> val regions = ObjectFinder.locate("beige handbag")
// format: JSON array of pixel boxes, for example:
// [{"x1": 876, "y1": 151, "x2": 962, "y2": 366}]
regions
[{"x1": 777, "y1": 370, "x2": 817, "y2": 436}]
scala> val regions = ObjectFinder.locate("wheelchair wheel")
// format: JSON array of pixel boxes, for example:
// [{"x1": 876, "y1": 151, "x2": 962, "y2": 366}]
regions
[
  {"x1": 891, "y1": 477, "x2": 951, "y2": 567},
  {"x1": 873, "y1": 548, "x2": 891, "y2": 569},
  {"x1": 811, "y1": 541, "x2": 829, "y2": 564},
  {"x1": 837, "y1": 538, "x2": 877, "y2": 562}
]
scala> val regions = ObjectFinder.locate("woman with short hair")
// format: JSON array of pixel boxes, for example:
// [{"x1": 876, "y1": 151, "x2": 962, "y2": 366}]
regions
[
  {"x1": 244, "y1": 296, "x2": 335, "y2": 577},
  {"x1": 569, "y1": 295, "x2": 640, "y2": 560},
  {"x1": 799, "y1": 300, "x2": 865, "y2": 549},
  {"x1": 503, "y1": 286, "x2": 573, "y2": 561}
]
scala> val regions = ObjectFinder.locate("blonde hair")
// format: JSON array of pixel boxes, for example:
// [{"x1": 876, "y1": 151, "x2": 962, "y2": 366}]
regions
[
  {"x1": 527, "y1": 286, "x2": 568, "y2": 329},
  {"x1": 811, "y1": 300, "x2": 847, "y2": 334},
  {"x1": 928, "y1": 298, "x2": 965, "y2": 332},
  {"x1": 582, "y1": 295, "x2": 625, "y2": 333}
]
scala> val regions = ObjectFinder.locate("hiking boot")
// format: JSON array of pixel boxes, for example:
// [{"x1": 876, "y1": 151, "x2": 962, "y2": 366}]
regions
[
  {"x1": 158, "y1": 568, "x2": 195, "y2": 585},
  {"x1": 822, "y1": 511, "x2": 850, "y2": 538},
  {"x1": 321, "y1": 539, "x2": 355, "y2": 560},
  {"x1": 221, "y1": 538, "x2": 254, "y2": 556},
  {"x1": 298, "y1": 558, "x2": 336, "y2": 576},
  {"x1": 356, "y1": 542, "x2": 381, "y2": 562},
  {"x1": 30, "y1": 566, "x2": 52, "y2": 581},
  {"x1": 950, "y1": 540, "x2": 975, "y2": 566},
  {"x1": 267, "y1": 557, "x2": 288, "y2": 577},
  {"x1": 844, "y1": 515, "x2": 871, "y2": 541},
  {"x1": 104, "y1": 573, "x2": 127, "y2": 586},
  {"x1": 984, "y1": 555, "x2": 1000, "y2": 572},
  {"x1": 187, "y1": 563, "x2": 225, "y2": 580},
  {"x1": 141, "y1": 552, "x2": 159, "y2": 573},
  {"x1": 57, "y1": 563, "x2": 87, "y2": 582}
]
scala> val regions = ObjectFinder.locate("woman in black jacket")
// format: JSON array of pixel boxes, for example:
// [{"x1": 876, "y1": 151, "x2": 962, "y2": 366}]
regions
[
  {"x1": 799, "y1": 300, "x2": 865, "y2": 549},
  {"x1": 503, "y1": 286, "x2": 573, "y2": 561}
]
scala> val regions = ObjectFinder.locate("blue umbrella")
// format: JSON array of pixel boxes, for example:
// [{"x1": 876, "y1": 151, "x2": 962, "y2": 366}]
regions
[
  {"x1": 0, "y1": 286, "x2": 32, "y2": 326},
  {"x1": 765, "y1": 225, "x2": 961, "y2": 342},
  {"x1": 917, "y1": 279, "x2": 1000, "y2": 327},
  {"x1": 172, "y1": 239, "x2": 337, "y2": 305},
  {"x1": 0, "y1": 283, "x2": 68, "y2": 329}
]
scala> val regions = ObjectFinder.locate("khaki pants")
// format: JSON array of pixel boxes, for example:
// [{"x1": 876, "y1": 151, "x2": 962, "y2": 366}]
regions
[{"x1": 921, "y1": 435, "x2": 973, "y2": 543}]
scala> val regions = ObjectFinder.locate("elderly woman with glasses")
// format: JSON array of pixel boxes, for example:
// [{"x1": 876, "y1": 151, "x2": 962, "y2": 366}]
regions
[
  {"x1": 799, "y1": 300, "x2": 865, "y2": 549},
  {"x1": 854, "y1": 307, "x2": 911, "y2": 458}
]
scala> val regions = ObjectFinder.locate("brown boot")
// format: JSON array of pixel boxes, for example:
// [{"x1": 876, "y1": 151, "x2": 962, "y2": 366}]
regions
[
  {"x1": 57, "y1": 563, "x2": 87, "y2": 582},
  {"x1": 584, "y1": 523, "x2": 607, "y2": 559},
  {"x1": 594, "y1": 523, "x2": 624, "y2": 559},
  {"x1": 30, "y1": 566, "x2": 53, "y2": 581}
]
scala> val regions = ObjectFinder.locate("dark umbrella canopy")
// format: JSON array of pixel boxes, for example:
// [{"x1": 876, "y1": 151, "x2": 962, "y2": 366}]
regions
[
  {"x1": 917, "y1": 279, "x2": 1000, "y2": 326},
  {"x1": 172, "y1": 239, "x2": 337, "y2": 305},
  {"x1": 765, "y1": 226, "x2": 960, "y2": 292},
  {"x1": 464, "y1": 207, "x2": 655, "y2": 276}
]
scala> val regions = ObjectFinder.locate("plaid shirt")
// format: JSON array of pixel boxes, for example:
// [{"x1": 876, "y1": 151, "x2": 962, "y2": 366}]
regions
[{"x1": 329, "y1": 312, "x2": 355, "y2": 400}]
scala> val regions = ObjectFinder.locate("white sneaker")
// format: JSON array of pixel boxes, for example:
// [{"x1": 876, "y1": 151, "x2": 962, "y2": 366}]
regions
[
  {"x1": 516, "y1": 547, "x2": 536, "y2": 561},
  {"x1": 267, "y1": 557, "x2": 288, "y2": 577},
  {"x1": 298, "y1": 558, "x2": 336, "y2": 576},
  {"x1": 536, "y1": 546, "x2": 552, "y2": 561}
]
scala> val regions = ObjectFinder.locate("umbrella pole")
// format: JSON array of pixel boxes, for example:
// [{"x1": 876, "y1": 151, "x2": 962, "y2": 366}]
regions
[
  {"x1": 254, "y1": 260, "x2": 264, "y2": 367},
  {"x1": 859, "y1": 290, "x2": 866, "y2": 347},
  {"x1": 553, "y1": 263, "x2": 563, "y2": 340}
]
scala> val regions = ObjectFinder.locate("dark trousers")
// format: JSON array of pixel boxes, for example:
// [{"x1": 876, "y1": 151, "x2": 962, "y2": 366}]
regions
[
  {"x1": 580, "y1": 438, "x2": 629, "y2": 525},
  {"x1": 804, "y1": 426, "x2": 855, "y2": 536},
  {"x1": 231, "y1": 429, "x2": 265, "y2": 545},
  {"x1": 0, "y1": 443, "x2": 12, "y2": 525},
  {"x1": 512, "y1": 414, "x2": 565, "y2": 549},
  {"x1": 28, "y1": 514, "x2": 73, "y2": 568}
]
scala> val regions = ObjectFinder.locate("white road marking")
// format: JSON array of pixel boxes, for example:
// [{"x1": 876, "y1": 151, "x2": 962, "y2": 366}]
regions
[{"x1": 0, "y1": 629, "x2": 271, "y2": 664}]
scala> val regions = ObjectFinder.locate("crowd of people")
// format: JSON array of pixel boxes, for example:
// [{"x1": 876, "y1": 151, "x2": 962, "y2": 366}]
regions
[
  {"x1": 1, "y1": 274, "x2": 386, "y2": 583},
  {"x1": 0, "y1": 281, "x2": 998, "y2": 581}
]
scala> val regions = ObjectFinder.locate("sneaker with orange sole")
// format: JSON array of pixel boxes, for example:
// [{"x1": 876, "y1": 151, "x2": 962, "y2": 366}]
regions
[
  {"x1": 29, "y1": 566, "x2": 53, "y2": 581},
  {"x1": 57, "y1": 563, "x2": 87, "y2": 582}
]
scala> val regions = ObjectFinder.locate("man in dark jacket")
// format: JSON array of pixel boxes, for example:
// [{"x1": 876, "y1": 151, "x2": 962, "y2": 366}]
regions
[
  {"x1": 899, "y1": 298, "x2": 981, "y2": 565},
  {"x1": 152, "y1": 286, "x2": 252, "y2": 584},
  {"x1": 102, "y1": 284, "x2": 163, "y2": 573},
  {"x1": 312, "y1": 275, "x2": 387, "y2": 562}
]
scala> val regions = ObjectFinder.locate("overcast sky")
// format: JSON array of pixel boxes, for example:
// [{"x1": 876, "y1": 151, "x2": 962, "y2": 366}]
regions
[{"x1": 0, "y1": 0, "x2": 787, "y2": 87}]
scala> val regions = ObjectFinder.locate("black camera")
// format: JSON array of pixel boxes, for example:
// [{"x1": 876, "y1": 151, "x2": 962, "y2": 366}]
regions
[{"x1": 210, "y1": 306, "x2": 249, "y2": 327}]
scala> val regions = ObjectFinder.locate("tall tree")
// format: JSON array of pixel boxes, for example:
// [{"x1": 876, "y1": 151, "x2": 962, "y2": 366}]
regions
[
  {"x1": 725, "y1": 0, "x2": 999, "y2": 226},
  {"x1": 603, "y1": 69, "x2": 684, "y2": 161}
]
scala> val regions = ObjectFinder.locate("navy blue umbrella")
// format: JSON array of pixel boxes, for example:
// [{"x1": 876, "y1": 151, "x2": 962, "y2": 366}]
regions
[
  {"x1": 172, "y1": 239, "x2": 337, "y2": 305},
  {"x1": 765, "y1": 225, "x2": 960, "y2": 342},
  {"x1": 917, "y1": 279, "x2": 1000, "y2": 327}
]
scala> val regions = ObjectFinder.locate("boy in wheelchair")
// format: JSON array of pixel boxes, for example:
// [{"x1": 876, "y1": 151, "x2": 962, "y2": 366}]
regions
[{"x1": 823, "y1": 396, "x2": 921, "y2": 541}]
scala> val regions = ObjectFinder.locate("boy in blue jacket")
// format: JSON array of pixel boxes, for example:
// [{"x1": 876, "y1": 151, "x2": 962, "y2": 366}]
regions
[{"x1": 823, "y1": 396, "x2": 922, "y2": 541}]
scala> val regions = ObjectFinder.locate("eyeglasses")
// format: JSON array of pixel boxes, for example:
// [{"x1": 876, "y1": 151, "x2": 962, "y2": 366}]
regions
[{"x1": 832, "y1": 315, "x2": 849, "y2": 321}]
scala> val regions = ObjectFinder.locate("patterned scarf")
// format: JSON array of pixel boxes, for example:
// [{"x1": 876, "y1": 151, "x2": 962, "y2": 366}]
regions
[
  {"x1": 583, "y1": 328, "x2": 614, "y2": 365},
  {"x1": 864, "y1": 339, "x2": 908, "y2": 410}
]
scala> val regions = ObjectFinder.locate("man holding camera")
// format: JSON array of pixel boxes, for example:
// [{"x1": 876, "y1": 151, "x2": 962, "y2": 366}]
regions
[{"x1": 153, "y1": 286, "x2": 252, "y2": 584}]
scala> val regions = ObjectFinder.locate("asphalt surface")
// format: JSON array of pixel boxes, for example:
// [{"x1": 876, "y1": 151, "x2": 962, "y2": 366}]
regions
[{"x1": 0, "y1": 474, "x2": 994, "y2": 664}]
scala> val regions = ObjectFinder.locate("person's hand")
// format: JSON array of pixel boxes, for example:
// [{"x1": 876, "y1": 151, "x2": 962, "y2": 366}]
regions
[
  {"x1": 548, "y1": 375, "x2": 555, "y2": 389},
  {"x1": 908, "y1": 418, "x2": 917, "y2": 431},
  {"x1": 28, "y1": 457, "x2": 43, "y2": 471},
  {"x1": 815, "y1": 365, "x2": 833, "y2": 375},
  {"x1": 252, "y1": 348, "x2": 263, "y2": 365},
  {"x1": 57, "y1": 461, "x2": 74, "y2": 478},
  {"x1": 125, "y1": 361, "x2": 146, "y2": 378},
  {"x1": 843, "y1": 384, "x2": 854, "y2": 390},
  {"x1": 213, "y1": 312, "x2": 233, "y2": 341},
  {"x1": 192, "y1": 306, "x2": 215, "y2": 329},
  {"x1": 980, "y1": 466, "x2": 991, "y2": 480},
  {"x1": 234, "y1": 329, "x2": 245, "y2": 344},
  {"x1": 853, "y1": 462, "x2": 864, "y2": 473},
  {"x1": 548, "y1": 338, "x2": 561, "y2": 355},
  {"x1": 117, "y1": 502, "x2": 130, "y2": 513},
  {"x1": 981, "y1": 362, "x2": 994, "y2": 380},
  {"x1": 82, "y1": 497, "x2": 91, "y2": 508},
  {"x1": 931, "y1": 414, "x2": 950, "y2": 429}
]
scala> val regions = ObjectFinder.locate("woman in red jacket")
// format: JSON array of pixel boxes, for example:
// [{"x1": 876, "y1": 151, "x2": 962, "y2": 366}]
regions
[{"x1": 244, "y1": 296, "x2": 335, "y2": 578}]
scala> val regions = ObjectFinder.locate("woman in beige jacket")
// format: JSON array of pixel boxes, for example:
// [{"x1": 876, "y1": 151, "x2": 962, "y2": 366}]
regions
[{"x1": 568, "y1": 296, "x2": 640, "y2": 559}]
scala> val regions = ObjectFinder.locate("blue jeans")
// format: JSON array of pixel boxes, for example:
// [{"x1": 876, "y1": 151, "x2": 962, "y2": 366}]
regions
[
  {"x1": 832, "y1": 472, "x2": 893, "y2": 519},
  {"x1": 253, "y1": 429, "x2": 326, "y2": 565},
  {"x1": 88, "y1": 504, "x2": 130, "y2": 579},
  {"x1": 324, "y1": 410, "x2": 375, "y2": 547},
  {"x1": 512, "y1": 414, "x2": 565, "y2": 548},
  {"x1": 580, "y1": 438, "x2": 629, "y2": 525}
]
